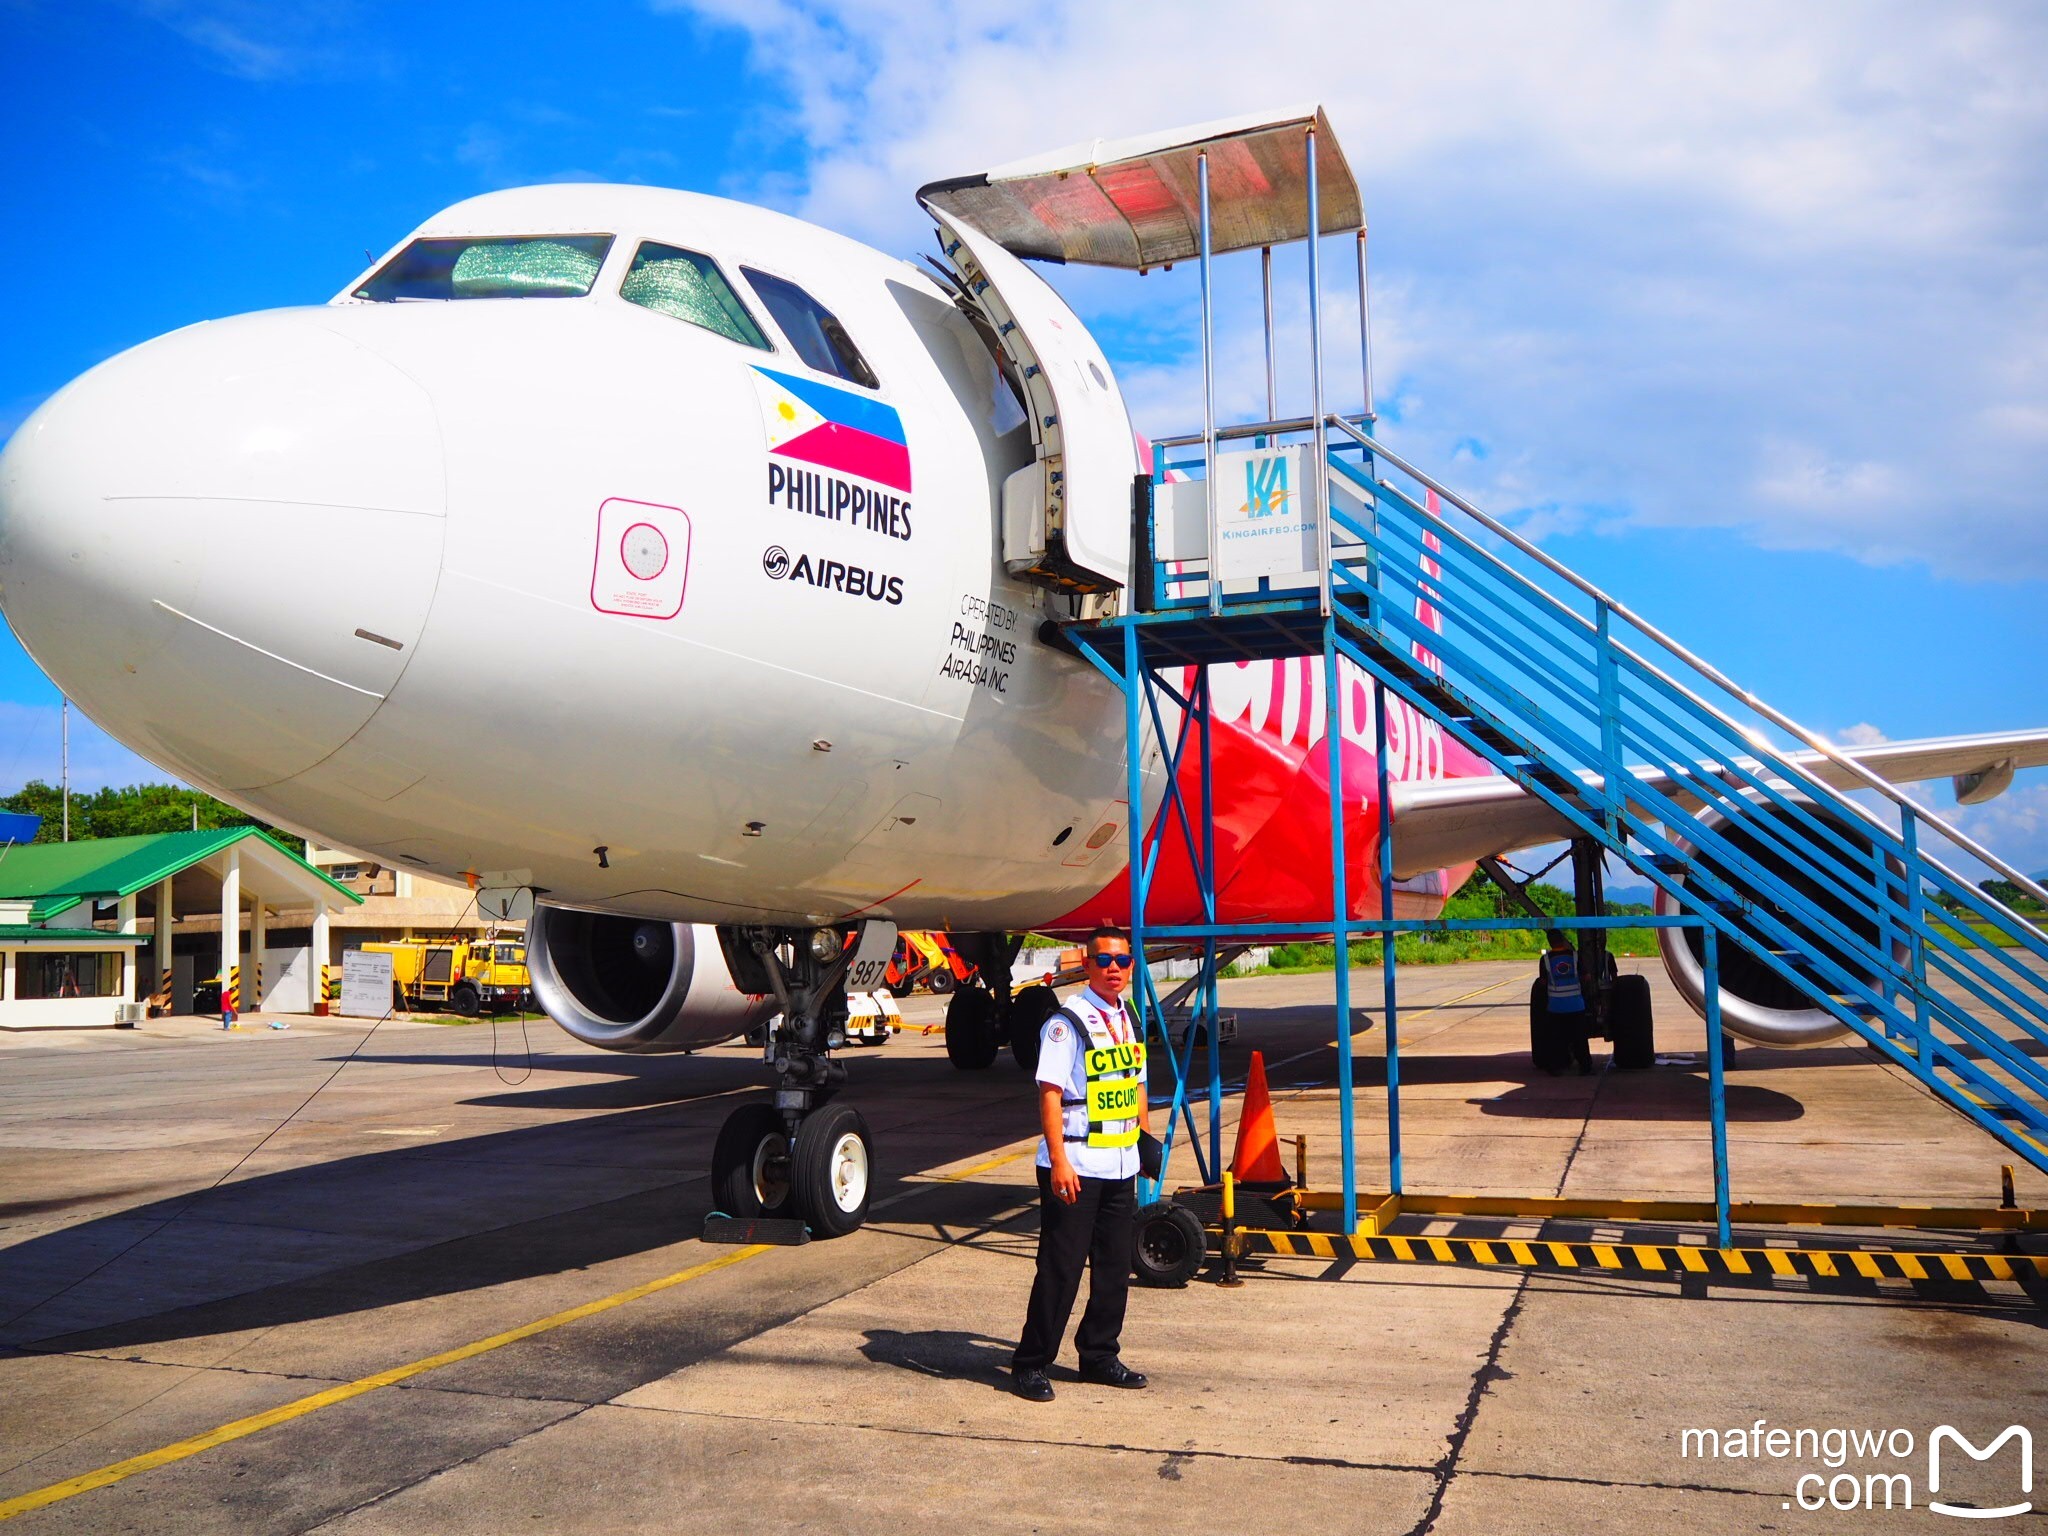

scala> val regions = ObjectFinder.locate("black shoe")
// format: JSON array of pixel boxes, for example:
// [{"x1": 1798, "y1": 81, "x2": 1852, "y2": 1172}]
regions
[
  {"x1": 1012, "y1": 1367, "x2": 1054, "y2": 1402},
  {"x1": 1079, "y1": 1359, "x2": 1148, "y2": 1389}
]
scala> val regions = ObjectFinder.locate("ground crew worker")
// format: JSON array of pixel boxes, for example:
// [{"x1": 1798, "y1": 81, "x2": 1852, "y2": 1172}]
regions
[
  {"x1": 1538, "y1": 930, "x2": 1593, "y2": 1075},
  {"x1": 1011, "y1": 925, "x2": 1151, "y2": 1402}
]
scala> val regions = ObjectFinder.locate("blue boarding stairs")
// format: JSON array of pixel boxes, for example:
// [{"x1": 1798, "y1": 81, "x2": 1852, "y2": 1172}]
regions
[{"x1": 1096, "y1": 416, "x2": 2048, "y2": 1182}]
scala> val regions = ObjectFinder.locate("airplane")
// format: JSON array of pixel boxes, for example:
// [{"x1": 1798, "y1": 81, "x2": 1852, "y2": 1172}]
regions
[{"x1": 4, "y1": 107, "x2": 2045, "y2": 1239}]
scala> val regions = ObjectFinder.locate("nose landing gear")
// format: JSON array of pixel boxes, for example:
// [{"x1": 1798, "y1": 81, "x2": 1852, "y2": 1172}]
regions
[{"x1": 708, "y1": 926, "x2": 878, "y2": 1237}]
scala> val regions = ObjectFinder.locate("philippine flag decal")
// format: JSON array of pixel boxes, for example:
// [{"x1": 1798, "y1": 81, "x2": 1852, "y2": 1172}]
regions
[{"x1": 751, "y1": 366, "x2": 911, "y2": 493}]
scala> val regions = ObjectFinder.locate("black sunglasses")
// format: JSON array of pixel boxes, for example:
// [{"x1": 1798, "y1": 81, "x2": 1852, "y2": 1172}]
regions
[{"x1": 1089, "y1": 952, "x2": 1135, "y2": 968}]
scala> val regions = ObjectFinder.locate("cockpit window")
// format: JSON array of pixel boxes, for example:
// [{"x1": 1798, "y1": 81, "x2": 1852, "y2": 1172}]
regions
[
  {"x1": 741, "y1": 268, "x2": 879, "y2": 388},
  {"x1": 620, "y1": 242, "x2": 770, "y2": 349},
  {"x1": 353, "y1": 235, "x2": 614, "y2": 301}
]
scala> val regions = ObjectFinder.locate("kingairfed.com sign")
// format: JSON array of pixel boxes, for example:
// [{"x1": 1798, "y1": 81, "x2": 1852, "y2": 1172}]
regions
[{"x1": 1214, "y1": 445, "x2": 1317, "y2": 582}]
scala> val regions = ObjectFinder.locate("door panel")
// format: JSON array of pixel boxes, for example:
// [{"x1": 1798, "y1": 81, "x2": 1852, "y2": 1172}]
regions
[{"x1": 927, "y1": 208, "x2": 1137, "y2": 592}]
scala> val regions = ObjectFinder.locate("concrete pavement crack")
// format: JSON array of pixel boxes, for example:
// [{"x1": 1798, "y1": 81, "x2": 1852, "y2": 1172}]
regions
[
  {"x1": 604, "y1": 1401, "x2": 1789, "y2": 1502},
  {"x1": 293, "y1": 1399, "x2": 595, "y2": 1535},
  {"x1": 1402, "y1": 1057, "x2": 1610, "y2": 1535}
]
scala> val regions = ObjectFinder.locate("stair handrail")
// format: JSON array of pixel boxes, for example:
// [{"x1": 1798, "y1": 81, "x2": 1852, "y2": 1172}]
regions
[
  {"x1": 1353, "y1": 470, "x2": 2048, "y2": 971},
  {"x1": 1357, "y1": 499, "x2": 2048, "y2": 1038},
  {"x1": 1325, "y1": 412, "x2": 2048, "y2": 912}
]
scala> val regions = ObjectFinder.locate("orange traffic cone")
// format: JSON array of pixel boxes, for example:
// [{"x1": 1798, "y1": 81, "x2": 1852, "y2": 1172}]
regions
[{"x1": 1229, "y1": 1050, "x2": 1288, "y2": 1184}]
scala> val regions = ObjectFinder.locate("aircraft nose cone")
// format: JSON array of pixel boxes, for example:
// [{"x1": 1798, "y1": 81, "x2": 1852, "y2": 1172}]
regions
[{"x1": 0, "y1": 310, "x2": 445, "y2": 790}]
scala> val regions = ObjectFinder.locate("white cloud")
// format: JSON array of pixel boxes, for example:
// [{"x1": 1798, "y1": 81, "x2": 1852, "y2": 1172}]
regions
[
  {"x1": 661, "y1": 0, "x2": 2048, "y2": 580},
  {"x1": 1828, "y1": 719, "x2": 2048, "y2": 879},
  {"x1": 1944, "y1": 778, "x2": 2048, "y2": 883},
  {"x1": 138, "y1": 0, "x2": 298, "y2": 79},
  {"x1": 131, "y1": 1, "x2": 391, "y2": 83}
]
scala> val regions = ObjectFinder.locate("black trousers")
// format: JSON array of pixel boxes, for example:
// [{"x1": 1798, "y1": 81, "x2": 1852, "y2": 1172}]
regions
[
  {"x1": 1012, "y1": 1168, "x2": 1135, "y2": 1372},
  {"x1": 1545, "y1": 1009, "x2": 1593, "y2": 1071}
]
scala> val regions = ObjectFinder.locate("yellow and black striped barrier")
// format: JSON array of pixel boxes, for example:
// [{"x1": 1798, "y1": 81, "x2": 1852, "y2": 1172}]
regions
[
  {"x1": 1232, "y1": 1226, "x2": 2048, "y2": 1281},
  {"x1": 224, "y1": 965, "x2": 239, "y2": 1016},
  {"x1": 152, "y1": 967, "x2": 173, "y2": 1014},
  {"x1": 1287, "y1": 1189, "x2": 2047, "y2": 1233}
]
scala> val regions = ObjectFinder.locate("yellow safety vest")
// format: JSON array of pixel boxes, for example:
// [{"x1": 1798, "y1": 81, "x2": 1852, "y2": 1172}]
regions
[{"x1": 1061, "y1": 1011, "x2": 1147, "y2": 1150}]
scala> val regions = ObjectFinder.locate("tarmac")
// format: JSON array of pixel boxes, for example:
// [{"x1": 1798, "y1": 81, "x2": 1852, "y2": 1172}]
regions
[{"x1": 1, "y1": 958, "x2": 2043, "y2": 1533}]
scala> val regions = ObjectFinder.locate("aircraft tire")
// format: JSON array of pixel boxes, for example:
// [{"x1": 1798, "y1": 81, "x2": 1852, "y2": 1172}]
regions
[
  {"x1": 1609, "y1": 974, "x2": 1656, "y2": 1069},
  {"x1": 791, "y1": 1102, "x2": 872, "y2": 1237},
  {"x1": 1528, "y1": 977, "x2": 1568, "y2": 1073},
  {"x1": 945, "y1": 987, "x2": 999, "y2": 1070},
  {"x1": 1131, "y1": 1200, "x2": 1206, "y2": 1288},
  {"x1": 712, "y1": 1103, "x2": 794, "y2": 1218},
  {"x1": 1007, "y1": 984, "x2": 1060, "y2": 1073}
]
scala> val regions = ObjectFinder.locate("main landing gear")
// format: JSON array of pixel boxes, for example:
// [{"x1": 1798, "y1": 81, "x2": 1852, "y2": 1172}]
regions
[
  {"x1": 710, "y1": 926, "x2": 875, "y2": 1237},
  {"x1": 941, "y1": 934, "x2": 1062, "y2": 1073}
]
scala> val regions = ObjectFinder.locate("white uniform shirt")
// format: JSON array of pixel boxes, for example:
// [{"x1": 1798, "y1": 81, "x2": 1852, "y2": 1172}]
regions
[{"x1": 1034, "y1": 986, "x2": 1142, "y2": 1181}]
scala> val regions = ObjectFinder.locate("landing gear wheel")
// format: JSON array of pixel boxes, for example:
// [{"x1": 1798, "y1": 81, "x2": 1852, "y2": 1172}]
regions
[
  {"x1": 712, "y1": 1103, "x2": 793, "y2": 1218},
  {"x1": 945, "y1": 986, "x2": 998, "y2": 1070},
  {"x1": 1528, "y1": 977, "x2": 1563, "y2": 1074},
  {"x1": 791, "y1": 1101, "x2": 873, "y2": 1237},
  {"x1": 1608, "y1": 973, "x2": 1655, "y2": 1070},
  {"x1": 1131, "y1": 1200, "x2": 1206, "y2": 1288},
  {"x1": 928, "y1": 969, "x2": 956, "y2": 996},
  {"x1": 1008, "y1": 984, "x2": 1060, "y2": 1073},
  {"x1": 451, "y1": 983, "x2": 481, "y2": 1017}
]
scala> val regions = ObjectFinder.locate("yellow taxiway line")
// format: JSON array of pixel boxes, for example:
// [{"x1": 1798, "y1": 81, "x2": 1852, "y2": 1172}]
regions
[{"x1": 0, "y1": 1143, "x2": 1043, "y2": 1524}]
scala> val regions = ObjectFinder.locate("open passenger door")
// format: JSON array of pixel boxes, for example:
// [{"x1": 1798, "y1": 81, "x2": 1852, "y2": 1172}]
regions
[
  {"x1": 920, "y1": 205, "x2": 1138, "y2": 594},
  {"x1": 919, "y1": 106, "x2": 1362, "y2": 598}
]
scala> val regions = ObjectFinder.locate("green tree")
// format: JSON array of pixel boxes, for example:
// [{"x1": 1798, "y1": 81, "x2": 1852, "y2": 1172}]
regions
[
  {"x1": 1980, "y1": 878, "x2": 2025, "y2": 908},
  {"x1": 0, "y1": 780, "x2": 304, "y2": 854}
]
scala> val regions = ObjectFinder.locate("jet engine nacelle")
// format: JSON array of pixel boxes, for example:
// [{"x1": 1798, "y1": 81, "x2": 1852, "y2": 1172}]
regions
[
  {"x1": 525, "y1": 905, "x2": 774, "y2": 1053},
  {"x1": 1655, "y1": 796, "x2": 1907, "y2": 1048}
]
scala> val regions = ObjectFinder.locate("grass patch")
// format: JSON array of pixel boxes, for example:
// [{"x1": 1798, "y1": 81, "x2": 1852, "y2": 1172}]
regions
[
  {"x1": 1927, "y1": 918, "x2": 2029, "y2": 950},
  {"x1": 1256, "y1": 926, "x2": 1659, "y2": 973}
]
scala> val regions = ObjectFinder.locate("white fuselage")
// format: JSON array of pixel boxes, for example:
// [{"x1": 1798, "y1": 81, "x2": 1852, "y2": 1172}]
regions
[{"x1": 0, "y1": 186, "x2": 1160, "y2": 929}]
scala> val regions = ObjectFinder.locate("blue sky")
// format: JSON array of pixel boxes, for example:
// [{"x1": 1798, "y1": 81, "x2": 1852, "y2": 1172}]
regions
[{"x1": 2, "y1": 1, "x2": 2044, "y2": 872}]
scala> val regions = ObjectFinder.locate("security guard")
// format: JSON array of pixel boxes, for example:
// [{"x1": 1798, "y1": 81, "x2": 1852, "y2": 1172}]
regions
[
  {"x1": 1538, "y1": 930, "x2": 1593, "y2": 1075},
  {"x1": 1011, "y1": 925, "x2": 1151, "y2": 1402}
]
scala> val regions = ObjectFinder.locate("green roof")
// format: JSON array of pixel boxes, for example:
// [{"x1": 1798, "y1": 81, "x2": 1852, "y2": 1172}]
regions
[
  {"x1": 0, "y1": 827, "x2": 363, "y2": 922},
  {"x1": 0, "y1": 926, "x2": 149, "y2": 944}
]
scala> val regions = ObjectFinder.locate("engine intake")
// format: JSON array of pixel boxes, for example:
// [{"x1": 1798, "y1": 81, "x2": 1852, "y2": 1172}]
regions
[
  {"x1": 1655, "y1": 796, "x2": 1906, "y2": 1048},
  {"x1": 525, "y1": 905, "x2": 773, "y2": 1053}
]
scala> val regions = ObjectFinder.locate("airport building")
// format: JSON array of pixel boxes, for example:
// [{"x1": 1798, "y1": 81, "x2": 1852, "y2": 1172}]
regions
[
  {"x1": 299, "y1": 842, "x2": 517, "y2": 956},
  {"x1": 129, "y1": 842, "x2": 524, "y2": 1005},
  {"x1": 0, "y1": 827, "x2": 361, "y2": 1026}
]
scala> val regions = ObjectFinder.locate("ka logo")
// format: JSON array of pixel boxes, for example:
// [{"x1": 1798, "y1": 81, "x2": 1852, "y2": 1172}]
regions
[
  {"x1": 1929, "y1": 1425, "x2": 2032, "y2": 1519},
  {"x1": 1240, "y1": 457, "x2": 1292, "y2": 520}
]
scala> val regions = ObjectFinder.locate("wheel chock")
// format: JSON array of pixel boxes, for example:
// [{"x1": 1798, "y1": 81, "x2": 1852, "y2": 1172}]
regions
[{"x1": 703, "y1": 1212, "x2": 810, "y2": 1246}]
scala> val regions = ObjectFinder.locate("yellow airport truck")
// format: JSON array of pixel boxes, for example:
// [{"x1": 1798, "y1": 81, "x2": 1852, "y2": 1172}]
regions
[{"x1": 361, "y1": 936, "x2": 529, "y2": 1016}]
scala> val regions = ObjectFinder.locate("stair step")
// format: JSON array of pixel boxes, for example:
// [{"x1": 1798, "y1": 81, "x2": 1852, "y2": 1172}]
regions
[
  {"x1": 1313, "y1": 445, "x2": 2048, "y2": 1176},
  {"x1": 1523, "y1": 766, "x2": 1582, "y2": 798},
  {"x1": 1455, "y1": 719, "x2": 1527, "y2": 755}
]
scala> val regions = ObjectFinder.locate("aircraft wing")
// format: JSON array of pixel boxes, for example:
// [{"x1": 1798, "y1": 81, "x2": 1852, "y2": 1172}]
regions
[{"x1": 1387, "y1": 728, "x2": 2048, "y2": 879}]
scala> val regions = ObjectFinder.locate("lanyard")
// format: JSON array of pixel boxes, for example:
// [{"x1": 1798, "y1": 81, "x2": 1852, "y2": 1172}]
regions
[{"x1": 1079, "y1": 993, "x2": 1129, "y2": 1046}]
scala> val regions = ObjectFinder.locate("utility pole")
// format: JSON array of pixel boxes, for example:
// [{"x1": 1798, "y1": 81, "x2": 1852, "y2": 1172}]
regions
[{"x1": 61, "y1": 697, "x2": 70, "y2": 842}]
